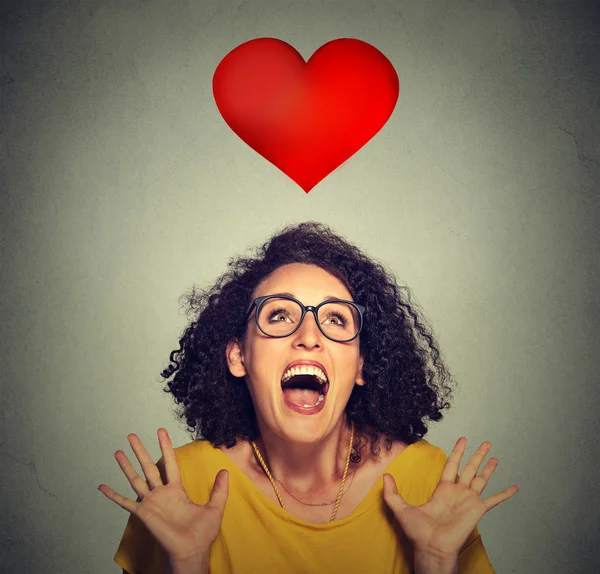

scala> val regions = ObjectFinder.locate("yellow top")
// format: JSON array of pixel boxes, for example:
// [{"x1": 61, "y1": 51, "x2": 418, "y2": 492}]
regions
[{"x1": 114, "y1": 438, "x2": 495, "y2": 573}]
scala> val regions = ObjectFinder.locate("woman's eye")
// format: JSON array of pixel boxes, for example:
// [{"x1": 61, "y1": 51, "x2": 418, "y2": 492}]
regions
[{"x1": 271, "y1": 312, "x2": 290, "y2": 322}]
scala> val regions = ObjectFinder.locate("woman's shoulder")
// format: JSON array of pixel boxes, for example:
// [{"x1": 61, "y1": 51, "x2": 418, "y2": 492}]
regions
[
  {"x1": 156, "y1": 439, "x2": 230, "y2": 502},
  {"x1": 172, "y1": 438, "x2": 222, "y2": 463},
  {"x1": 407, "y1": 438, "x2": 447, "y2": 460},
  {"x1": 154, "y1": 438, "x2": 225, "y2": 478},
  {"x1": 385, "y1": 438, "x2": 448, "y2": 477}
]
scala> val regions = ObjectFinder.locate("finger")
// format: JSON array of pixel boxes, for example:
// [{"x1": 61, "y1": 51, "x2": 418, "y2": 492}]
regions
[
  {"x1": 458, "y1": 441, "x2": 492, "y2": 486},
  {"x1": 207, "y1": 469, "x2": 229, "y2": 511},
  {"x1": 383, "y1": 473, "x2": 399, "y2": 496},
  {"x1": 128, "y1": 433, "x2": 163, "y2": 489},
  {"x1": 470, "y1": 458, "x2": 499, "y2": 495},
  {"x1": 114, "y1": 450, "x2": 152, "y2": 498},
  {"x1": 440, "y1": 437, "x2": 467, "y2": 484},
  {"x1": 157, "y1": 428, "x2": 182, "y2": 486},
  {"x1": 98, "y1": 483, "x2": 138, "y2": 514},
  {"x1": 483, "y1": 485, "x2": 519, "y2": 512},
  {"x1": 382, "y1": 474, "x2": 410, "y2": 515}
]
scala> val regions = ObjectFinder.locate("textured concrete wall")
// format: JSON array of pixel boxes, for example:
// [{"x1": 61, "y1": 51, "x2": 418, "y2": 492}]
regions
[{"x1": 1, "y1": 1, "x2": 599, "y2": 572}]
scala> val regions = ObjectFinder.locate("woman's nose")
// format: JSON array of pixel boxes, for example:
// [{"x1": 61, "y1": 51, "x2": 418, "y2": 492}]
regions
[{"x1": 292, "y1": 310, "x2": 323, "y2": 345}]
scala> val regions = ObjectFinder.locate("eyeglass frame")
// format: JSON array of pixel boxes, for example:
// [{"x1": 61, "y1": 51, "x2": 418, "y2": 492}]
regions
[{"x1": 243, "y1": 294, "x2": 366, "y2": 343}]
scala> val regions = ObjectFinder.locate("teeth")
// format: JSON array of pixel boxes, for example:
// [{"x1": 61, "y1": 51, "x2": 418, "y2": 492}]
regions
[
  {"x1": 282, "y1": 365, "x2": 327, "y2": 383},
  {"x1": 301, "y1": 394, "x2": 325, "y2": 408}
]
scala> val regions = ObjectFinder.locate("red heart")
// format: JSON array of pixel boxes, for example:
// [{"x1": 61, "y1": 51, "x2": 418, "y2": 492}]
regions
[{"x1": 213, "y1": 38, "x2": 399, "y2": 193}]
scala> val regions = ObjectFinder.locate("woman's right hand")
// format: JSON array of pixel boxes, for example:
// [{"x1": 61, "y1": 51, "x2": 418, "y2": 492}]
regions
[{"x1": 98, "y1": 428, "x2": 229, "y2": 564}]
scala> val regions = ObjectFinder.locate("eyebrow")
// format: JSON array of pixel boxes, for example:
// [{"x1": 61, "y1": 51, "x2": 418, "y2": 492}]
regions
[{"x1": 269, "y1": 292, "x2": 351, "y2": 303}]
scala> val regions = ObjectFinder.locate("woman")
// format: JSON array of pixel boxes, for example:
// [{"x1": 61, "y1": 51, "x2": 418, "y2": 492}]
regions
[{"x1": 99, "y1": 222, "x2": 518, "y2": 574}]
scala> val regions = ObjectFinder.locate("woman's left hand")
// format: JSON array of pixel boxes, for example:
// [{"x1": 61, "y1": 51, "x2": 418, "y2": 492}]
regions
[{"x1": 383, "y1": 437, "x2": 518, "y2": 562}]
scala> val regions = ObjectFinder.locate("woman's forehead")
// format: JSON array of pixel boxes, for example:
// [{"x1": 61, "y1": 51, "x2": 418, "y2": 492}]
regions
[{"x1": 254, "y1": 263, "x2": 352, "y2": 300}]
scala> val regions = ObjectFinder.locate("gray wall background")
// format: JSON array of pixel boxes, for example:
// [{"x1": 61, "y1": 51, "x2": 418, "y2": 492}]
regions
[{"x1": 1, "y1": 1, "x2": 599, "y2": 572}]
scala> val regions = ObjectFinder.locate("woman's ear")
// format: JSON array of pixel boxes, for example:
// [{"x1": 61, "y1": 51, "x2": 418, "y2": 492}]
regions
[
  {"x1": 226, "y1": 338, "x2": 247, "y2": 377},
  {"x1": 356, "y1": 356, "x2": 366, "y2": 386}
]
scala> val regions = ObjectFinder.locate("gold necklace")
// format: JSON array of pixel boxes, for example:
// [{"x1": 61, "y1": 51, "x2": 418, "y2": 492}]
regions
[
  {"x1": 251, "y1": 420, "x2": 355, "y2": 522},
  {"x1": 273, "y1": 469, "x2": 356, "y2": 506}
]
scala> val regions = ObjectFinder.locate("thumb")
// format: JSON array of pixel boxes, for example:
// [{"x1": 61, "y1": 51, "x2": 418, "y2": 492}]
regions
[
  {"x1": 383, "y1": 473, "x2": 409, "y2": 514},
  {"x1": 207, "y1": 469, "x2": 229, "y2": 510}
]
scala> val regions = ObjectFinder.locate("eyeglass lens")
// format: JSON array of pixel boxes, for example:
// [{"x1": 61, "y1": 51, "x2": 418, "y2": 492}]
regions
[{"x1": 257, "y1": 298, "x2": 360, "y2": 341}]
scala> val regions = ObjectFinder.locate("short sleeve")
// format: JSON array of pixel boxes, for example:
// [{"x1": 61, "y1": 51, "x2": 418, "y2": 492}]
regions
[
  {"x1": 113, "y1": 513, "x2": 169, "y2": 574},
  {"x1": 113, "y1": 457, "x2": 170, "y2": 574},
  {"x1": 457, "y1": 526, "x2": 496, "y2": 573}
]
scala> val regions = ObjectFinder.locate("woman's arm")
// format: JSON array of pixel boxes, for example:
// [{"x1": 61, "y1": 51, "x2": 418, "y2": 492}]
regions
[
  {"x1": 166, "y1": 554, "x2": 209, "y2": 574},
  {"x1": 414, "y1": 549, "x2": 458, "y2": 574}
]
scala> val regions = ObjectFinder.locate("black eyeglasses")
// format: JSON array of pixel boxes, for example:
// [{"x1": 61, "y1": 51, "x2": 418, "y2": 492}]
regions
[{"x1": 243, "y1": 295, "x2": 365, "y2": 343}]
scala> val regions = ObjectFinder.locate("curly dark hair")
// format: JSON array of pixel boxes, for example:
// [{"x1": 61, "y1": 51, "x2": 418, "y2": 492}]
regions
[{"x1": 160, "y1": 221, "x2": 455, "y2": 463}]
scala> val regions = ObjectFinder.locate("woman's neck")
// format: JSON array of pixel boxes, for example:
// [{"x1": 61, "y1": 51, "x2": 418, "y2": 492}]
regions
[{"x1": 252, "y1": 417, "x2": 355, "y2": 495}]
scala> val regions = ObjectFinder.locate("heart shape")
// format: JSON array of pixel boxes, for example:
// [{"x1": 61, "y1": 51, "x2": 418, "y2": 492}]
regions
[{"x1": 213, "y1": 38, "x2": 399, "y2": 193}]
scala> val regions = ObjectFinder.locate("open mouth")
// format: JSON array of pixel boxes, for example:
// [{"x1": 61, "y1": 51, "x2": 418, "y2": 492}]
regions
[{"x1": 281, "y1": 373, "x2": 329, "y2": 409}]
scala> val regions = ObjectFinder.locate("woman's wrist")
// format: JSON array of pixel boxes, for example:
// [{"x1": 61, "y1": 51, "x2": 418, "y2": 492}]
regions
[
  {"x1": 167, "y1": 554, "x2": 209, "y2": 574},
  {"x1": 414, "y1": 548, "x2": 458, "y2": 574}
]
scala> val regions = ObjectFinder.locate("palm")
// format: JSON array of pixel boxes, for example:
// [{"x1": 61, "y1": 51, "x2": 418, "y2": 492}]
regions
[
  {"x1": 393, "y1": 481, "x2": 488, "y2": 554},
  {"x1": 384, "y1": 438, "x2": 518, "y2": 558},
  {"x1": 99, "y1": 429, "x2": 229, "y2": 563},
  {"x1": 133, "y1": 478, "x2": 225, "y2": 559}
]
